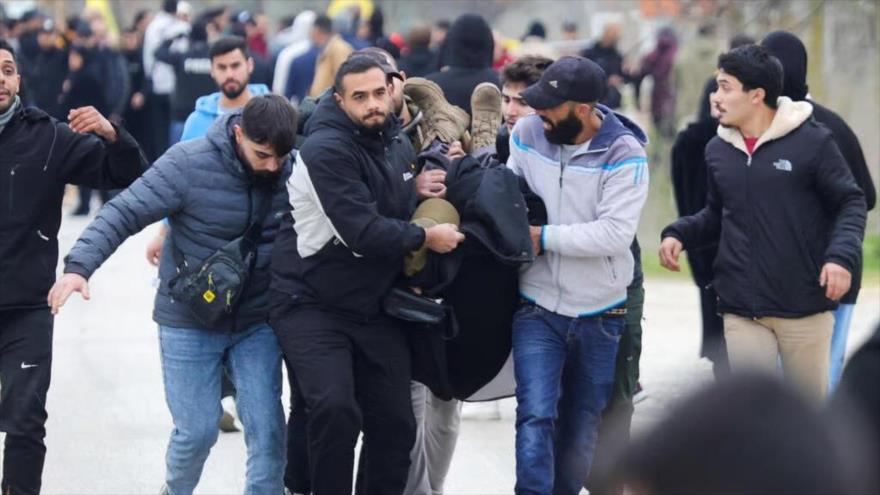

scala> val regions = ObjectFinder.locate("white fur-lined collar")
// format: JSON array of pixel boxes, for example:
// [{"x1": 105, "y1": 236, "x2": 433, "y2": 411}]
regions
[{"x1": 716, "y1": 97, "x2": 814, "y2": 155}]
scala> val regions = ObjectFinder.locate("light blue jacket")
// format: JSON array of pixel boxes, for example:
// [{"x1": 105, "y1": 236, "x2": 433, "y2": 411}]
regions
[
  {"x1": 508, "y1": 106, "x2": 649, "y2": 317},
  {"x1": 180, "y1": 84, "x2": 270, "y2": 141}
]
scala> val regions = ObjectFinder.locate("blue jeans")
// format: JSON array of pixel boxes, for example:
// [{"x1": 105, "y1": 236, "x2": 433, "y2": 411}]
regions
[
  {"x1": 829, "y1": 303, "x2": 855, "y2": 393},
  {"x1": 159, "y1": 323, "x2": 285, "y2": 495},
  {"x1": 513, "y1": 304, "x2": 624, "y2": 495}
]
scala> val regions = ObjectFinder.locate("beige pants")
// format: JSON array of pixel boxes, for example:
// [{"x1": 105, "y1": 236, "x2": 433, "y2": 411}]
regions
[{"x1": 723, "y1": 312, "x2": 834, "y2": 402}]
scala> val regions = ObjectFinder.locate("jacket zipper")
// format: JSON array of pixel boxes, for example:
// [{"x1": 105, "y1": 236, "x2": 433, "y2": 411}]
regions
[
  {"x1": 744, "y1": 149, "x2": 757, "y2": 318},
  {"x1": 553, "y1": 156, "x2": 565, "y2": 312},
  {"x1": 230, "y1": 186, "x2": 254, "y2": 333},
  {"x1": 8, "y1": 164, "x2": 20, "y2": 215}
]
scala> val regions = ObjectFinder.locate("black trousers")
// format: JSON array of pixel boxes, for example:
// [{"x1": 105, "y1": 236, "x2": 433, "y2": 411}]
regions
[
  {"x1": 270, "y1": 298, "x2": 415, "y2": 495},
  {"x1": 0, "y1": 308, "x2": 53, "y2": 495}
]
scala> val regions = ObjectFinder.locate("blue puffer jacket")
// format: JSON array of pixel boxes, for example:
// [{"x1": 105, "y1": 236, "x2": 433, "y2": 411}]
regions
[{"x1": 64, "y1": 112, "x2": 293, "y2": 330}]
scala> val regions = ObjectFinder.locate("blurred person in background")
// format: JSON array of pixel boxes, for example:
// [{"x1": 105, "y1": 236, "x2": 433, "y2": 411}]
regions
[
  {"x1": 582, "y1": 23, "x2": 626, "y2": 110},
  {"x1": 636, "y1": 27, "x2": 679, "y2": 140},
  {"x1": 121, "y1": 23, "x2": 154, "y2": 161},
  {"x1": 143, "y1": 0, "x2": 189, "y2": 158},
  {"x1": 228, "y1": 10, "x2": 273, "y2": 87},
  {"x1": 272, "y1": 10, "x2": 316, "y2": 96},
  {"x1": 155, "y1": 18, "x2": 216, "y2": 146},
  {"x1": 558, "y1": 21, "x2": 582, "y2": 57},
  {"x1": 30, "y1": 18, "x2": 68, "y2": 120},
  {"x1": 514, "y1": 20, "x2": 557, "y2": 60},
  {"x1": 426, "y1": 13, "x2": 499, "y2": 115},
  {"x1": 399, "y1": 25, "x2": 436, "y2": 78},
  {"x1": 611, "y1": 373, "x2": 878, "y2": 495},
  {"x1": 308, "y1": 14, "x2": 353, "y2": 97}
]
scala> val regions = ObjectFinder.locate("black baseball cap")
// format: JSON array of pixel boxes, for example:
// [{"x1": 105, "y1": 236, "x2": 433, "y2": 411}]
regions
[
  {"x1": 520, "y1": 56, "x2": 607, "y2": 110},
  {"x1": 352, "y1": 47, "x2": 404, "y2": 81}
]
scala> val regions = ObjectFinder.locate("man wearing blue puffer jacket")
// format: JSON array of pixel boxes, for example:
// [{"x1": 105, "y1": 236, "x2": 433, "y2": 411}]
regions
[
  {"x1": 48, "y1": 95, "x2": 297, "y2": 495},
  {"x1": 507, "y1": 56, "x2": 649, "y2": 495}
]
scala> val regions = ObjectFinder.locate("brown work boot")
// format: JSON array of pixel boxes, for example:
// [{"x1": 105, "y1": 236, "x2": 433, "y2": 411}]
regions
[
  {"x1": 404, "y1": 77, "x2": 470, "y2": 151},
  {"x1": 470, "y1": 82, "x2": 502, "y2": 151}
]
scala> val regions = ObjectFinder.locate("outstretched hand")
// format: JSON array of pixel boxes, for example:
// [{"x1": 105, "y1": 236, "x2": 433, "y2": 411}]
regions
[{"x1": 47, "y1": 273, "x2": 90, "y2": 315}]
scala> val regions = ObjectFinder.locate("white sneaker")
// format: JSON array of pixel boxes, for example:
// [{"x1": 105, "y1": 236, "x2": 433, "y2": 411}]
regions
[{"x1": 219, "y1": 396, "x2": 243, "y2": 432}]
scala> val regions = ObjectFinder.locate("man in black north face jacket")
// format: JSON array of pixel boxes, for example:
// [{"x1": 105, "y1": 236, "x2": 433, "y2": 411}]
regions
[
  {"x1": 0, "y1": 40, "x2": 147, "y2": 495},
  {"x1": 659, "y1": 45, "x2": 866, "y2": 402}
]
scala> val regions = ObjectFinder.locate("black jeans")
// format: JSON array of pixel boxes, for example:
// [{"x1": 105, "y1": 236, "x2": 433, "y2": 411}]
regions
[
  {"x1": 0, "y1": 308, "x2": 53, "y2": 495},
  {"x1": 270, "y1": 297, "x2": 415, "y2": 495}
]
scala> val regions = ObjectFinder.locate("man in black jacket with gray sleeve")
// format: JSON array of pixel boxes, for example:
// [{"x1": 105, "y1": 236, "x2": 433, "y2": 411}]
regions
[
  {"x1": 0, "y1": 39, "x2": 148, "y2": 495},
  {"x1": 269, "y1": 55, "x2": 464, "y2": 495},
  {"x1": 659, "y1": 45, "x2": 866, "y2": 402}
]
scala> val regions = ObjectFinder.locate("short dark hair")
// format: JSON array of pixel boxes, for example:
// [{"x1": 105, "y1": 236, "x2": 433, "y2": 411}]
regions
[
  {"x1": 313, "y1": 15, "x2": 333, "y2": 34},
  {"x1": 501, "y1": 55, "x2": 553, "y2": 87},
  {"x1": 162, "y1": 0, "x2": 178, "y2": 15},
  {"x1": 333, "y1": 54, "x2": 385, "y2": 95},
  {"x1": 718, "y1": 44, "x2": 784, "y2": 108},
  {"x1": 209, "y1": 36, "x2": 249, "y2": 62},
  {"x1": 0, "y1": 39, "x2": 16, "y2": 64},
  {"x1": 435, "y1": 19, "x2": 451, "y2": 31},
  {"x1": 241, "y1": 94, "x2": 298, "y2": 156}
]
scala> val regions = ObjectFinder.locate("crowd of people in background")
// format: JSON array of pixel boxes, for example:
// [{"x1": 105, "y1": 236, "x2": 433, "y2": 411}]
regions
[{"x1": 0, "y1": 1, "x2": 877, "y2": 495}]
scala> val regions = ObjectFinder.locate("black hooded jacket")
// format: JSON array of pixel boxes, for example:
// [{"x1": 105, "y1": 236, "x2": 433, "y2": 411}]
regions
[
  {"x1": 663, "y1": 100, "x2": 866, "y2": 319},
  {"x1": 270, "y1": 95, "x2": 425, "y2": 318},
  {"x1": 762, "y1": 31, "x2": 875, "y2": 304},
  {"x1": 0, "y1": 105, "x2": 148, "y2": 310},
  {"x1": 425, "y1": 14, "x2": 499, "y2": 115}
]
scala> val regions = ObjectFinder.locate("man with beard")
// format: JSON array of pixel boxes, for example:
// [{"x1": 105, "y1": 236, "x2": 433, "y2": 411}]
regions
[
  {"x1": 178, "y1": 36, "x2": 269, "y2": 141},
  {"x1": 269, "y1": 55, "x2": 464, "y2": 495},
  {"x1": 506, "y1": 56, "x2": 649, "y2": 495},
  {"x1": 147, "y1": 35, "x2": 270, "y2": 433},
  {"x1": 0, "y1": 39, "x2": 148, "y2": 495},
  {"x1": 49, "y1": 94, "x2": 297, "y2": 494}
]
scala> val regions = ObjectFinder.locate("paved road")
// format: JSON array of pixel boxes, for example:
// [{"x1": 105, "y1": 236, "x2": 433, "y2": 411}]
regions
[{"x1": 4, "y1": 215, "x2": 877, "y2": 494}]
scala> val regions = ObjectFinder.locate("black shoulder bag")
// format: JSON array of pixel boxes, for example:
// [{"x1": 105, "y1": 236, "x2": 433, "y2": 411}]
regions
[{"x1": 167, "y1": 194, "x2": 272, "y2": 329}]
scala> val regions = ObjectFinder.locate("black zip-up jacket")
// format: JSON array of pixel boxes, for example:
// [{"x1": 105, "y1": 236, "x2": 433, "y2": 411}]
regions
[
  {"x1": 0, "y1": 104, "x2": 148, "y2": 310},
  {"x1": 270, "y1": 95, "x2": 425, "y2": 318},
  {"x1": 663, "y1": 98, "x2": 866, "y2": 319}
]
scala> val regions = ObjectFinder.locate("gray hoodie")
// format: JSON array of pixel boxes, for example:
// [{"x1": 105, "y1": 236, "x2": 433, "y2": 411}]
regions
[{"x1": 508, "y1": 106, "x2": 649, "y2": 317}]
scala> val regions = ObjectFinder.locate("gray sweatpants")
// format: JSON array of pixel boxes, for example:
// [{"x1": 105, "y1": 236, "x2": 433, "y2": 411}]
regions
[{"x1": 405, "y1": 382, "x2": 463, "y2": 495}]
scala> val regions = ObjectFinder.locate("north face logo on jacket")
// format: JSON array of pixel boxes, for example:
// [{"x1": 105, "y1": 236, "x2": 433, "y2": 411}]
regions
[{"x1": 773, "y1": 159, "x2": 793, "y2": 171}]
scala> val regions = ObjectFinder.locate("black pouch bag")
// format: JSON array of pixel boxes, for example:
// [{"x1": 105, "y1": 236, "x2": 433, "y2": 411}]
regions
[
  {"x1": 168, "y1": 195, "x2": 271, "y2": 329},
  {"x1": 382, "y1": 286, "x2": 458, "y2": 340}
]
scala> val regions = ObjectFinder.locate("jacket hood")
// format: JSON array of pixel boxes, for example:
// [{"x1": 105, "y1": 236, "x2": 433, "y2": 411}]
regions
[
  {"x1": 205, "y1": 111, "x2": 246, "y2": 176},
  {"x1": 445, "y1": 14, "x2": 494, "y2": 69},
  {"x1": 761, "y1": 31, "x2": 809, "y2": 101},
  {"x1": 191, "y1": 84, "x2": 270, "y2": 118},
  {"x1": 716, "y1": 96, "x2": 813, "y2": 154},
  {"x1": 304, "y1": 91, "x2": 402, "y2": 150},
  {"x1": 589, "y1": 104, "x2": 649, "y2": 151}
]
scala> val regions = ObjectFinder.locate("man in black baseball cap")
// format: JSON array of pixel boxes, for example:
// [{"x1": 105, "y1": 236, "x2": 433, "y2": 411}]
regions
[
  {"x1": 519, "y1": 55, "x2": 608, "y2": 144},
  {"x1": 508, "y1": 55, "x2": 650, "y2": 495}
]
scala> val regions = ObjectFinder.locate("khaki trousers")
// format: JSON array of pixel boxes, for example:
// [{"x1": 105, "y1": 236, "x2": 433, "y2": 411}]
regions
[{"x1": 723, "y1": 312, "x2": 834, "y2": 402}]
